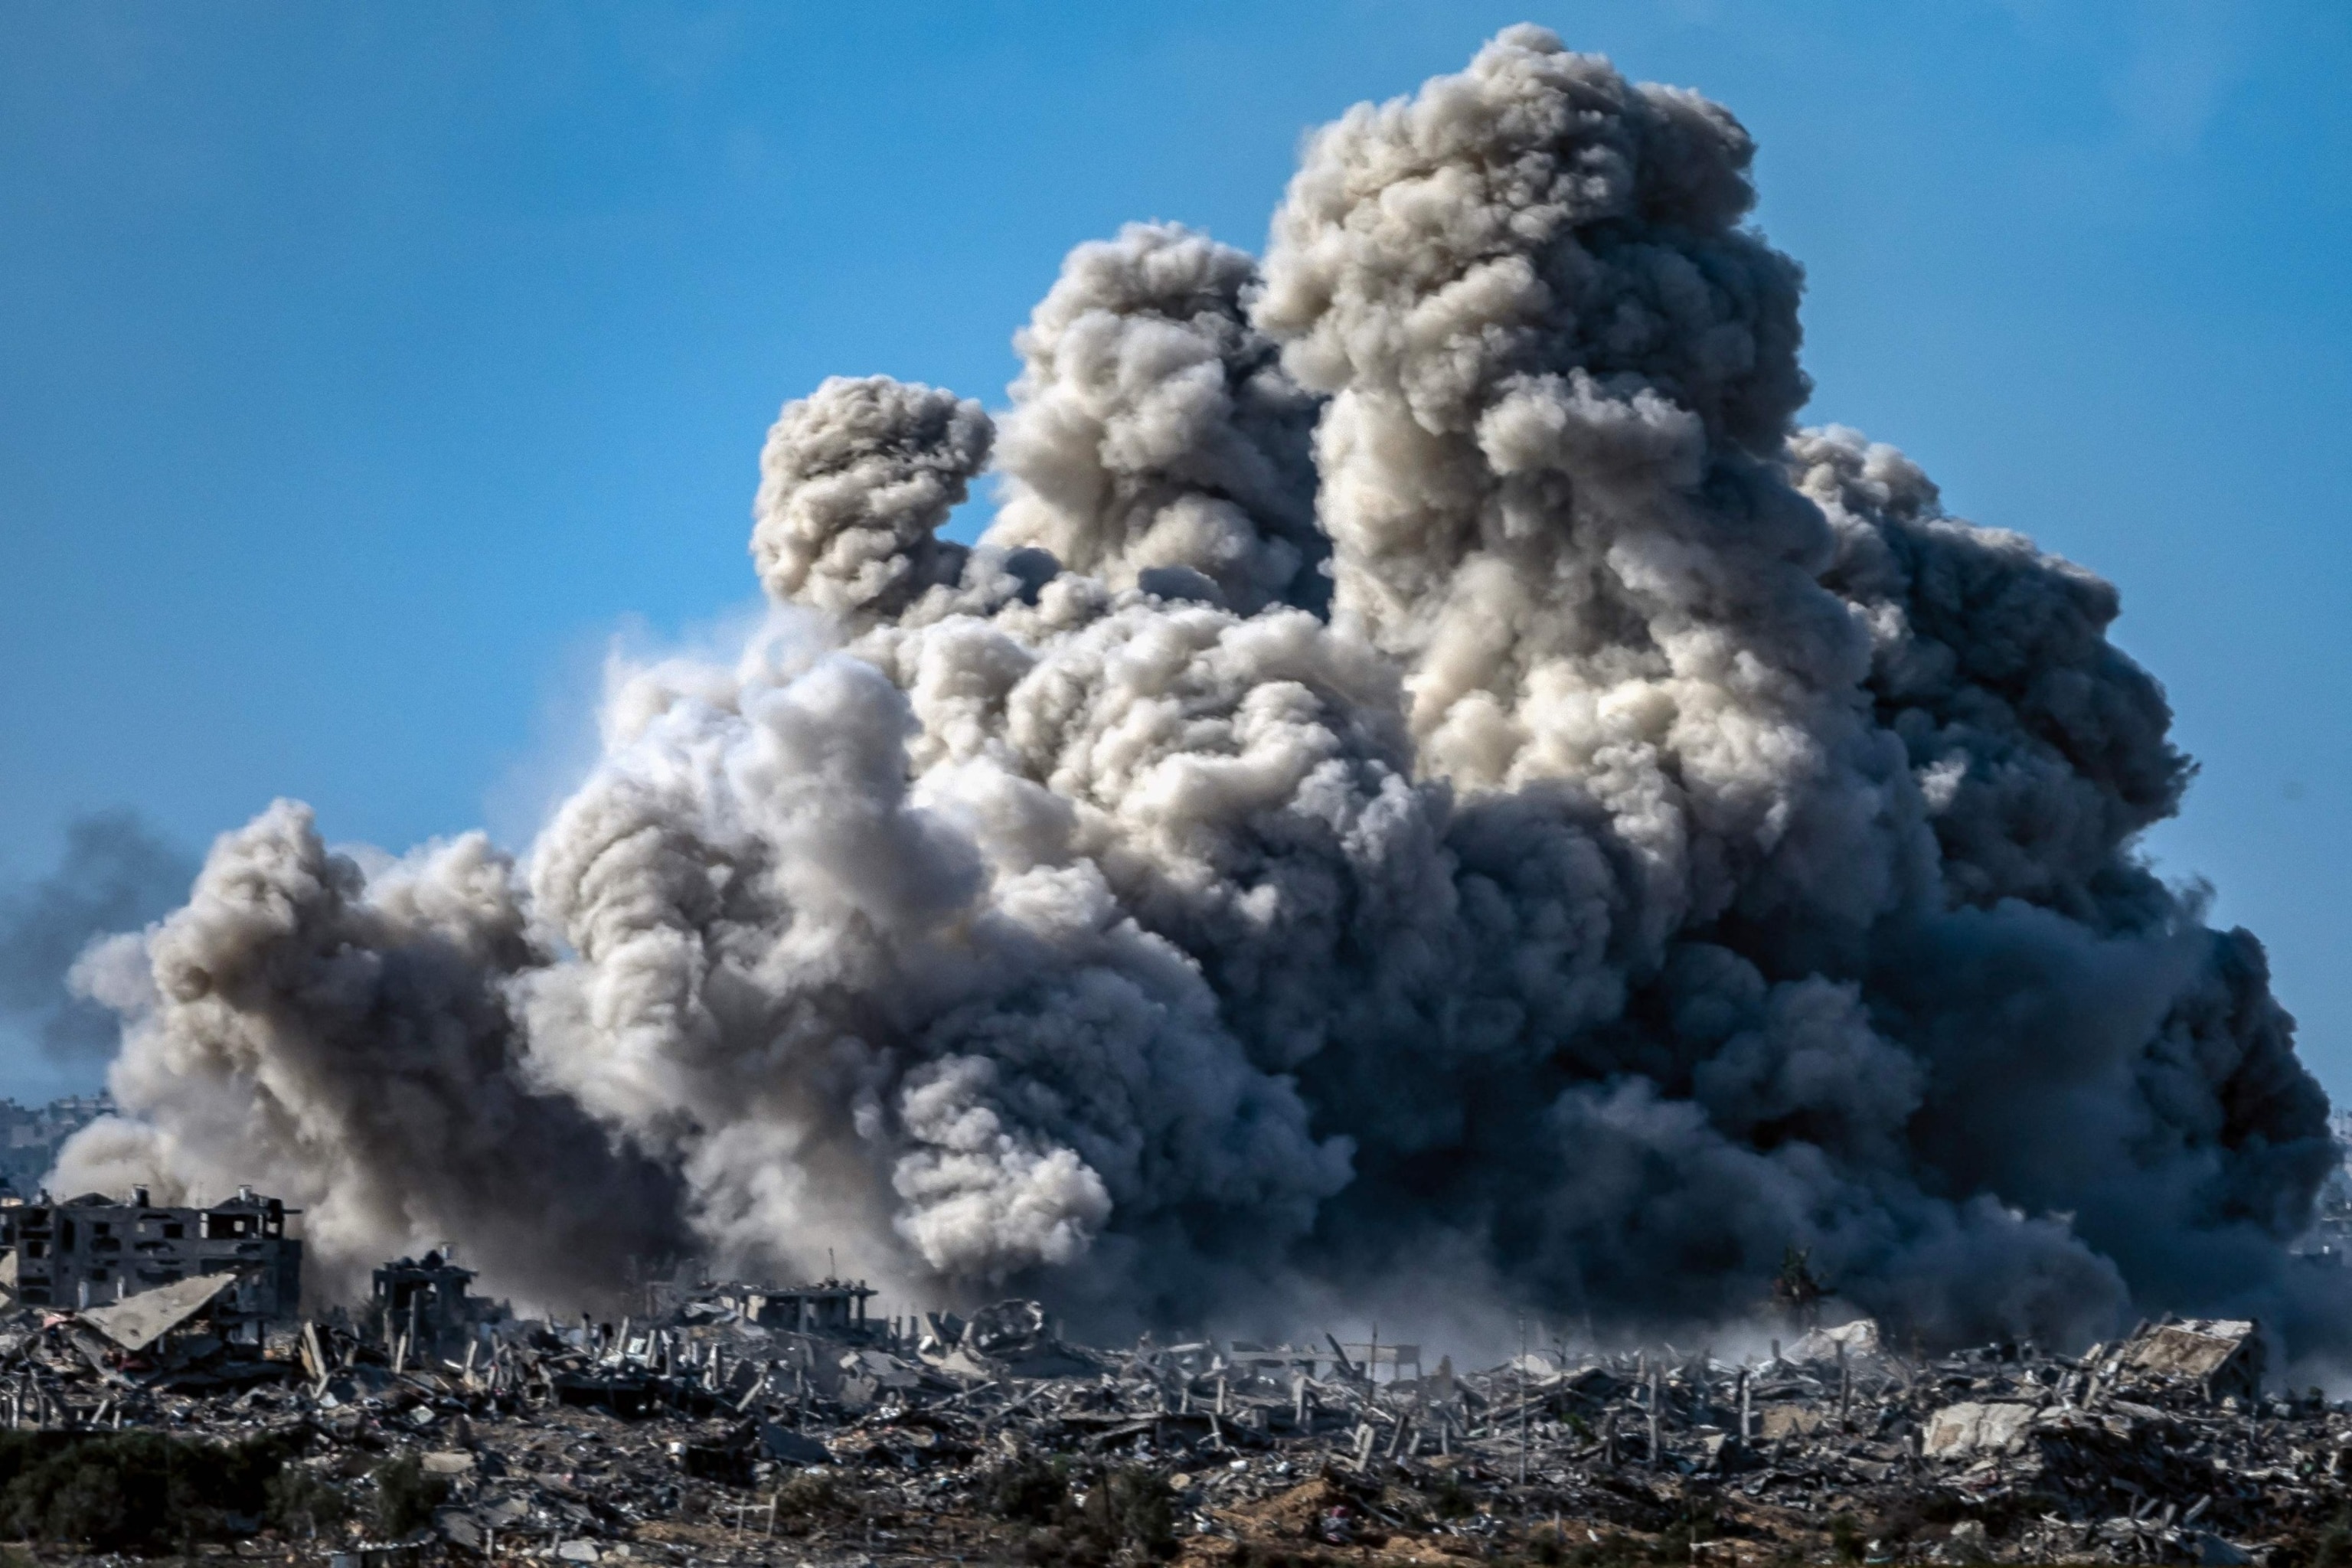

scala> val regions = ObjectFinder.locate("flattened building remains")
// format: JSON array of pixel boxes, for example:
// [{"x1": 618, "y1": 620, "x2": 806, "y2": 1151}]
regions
[{"x1": 0, "y1": 1185, "x2": 2344, "y2": 1564}]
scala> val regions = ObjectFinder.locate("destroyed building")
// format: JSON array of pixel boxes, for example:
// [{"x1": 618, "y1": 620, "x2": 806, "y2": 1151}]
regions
[
  {"x1": 0, "y1": 1184, "x2": 300, "y2": 1318},
  {"x1": 371, "y1": 1248, "x2": 507, "y2": 1356},
  {"x1": 0, "y1": 1242, "x2": 2333, "y2": 1566},
  {"x1": 651, "y1": 1276, "x2": 877, "y2": 1336}
]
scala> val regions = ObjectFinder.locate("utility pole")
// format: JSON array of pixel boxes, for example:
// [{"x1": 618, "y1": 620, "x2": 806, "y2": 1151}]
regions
[{"x1": 1517, "y1": 1312, "x2": 1529, "y2": 1486}]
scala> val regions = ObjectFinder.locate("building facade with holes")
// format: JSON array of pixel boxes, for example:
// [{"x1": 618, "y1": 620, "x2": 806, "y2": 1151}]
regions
[
  {"x1": 0, "y1": 1185, "x2": 302, "y2": 1315},
  {"x1": 372, "y1": 1248, "x2": 507, "y2": 1354}
]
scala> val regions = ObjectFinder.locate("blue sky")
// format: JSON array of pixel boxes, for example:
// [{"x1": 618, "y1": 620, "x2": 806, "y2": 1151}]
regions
[{"x1": 2, "y1": 2, "x2": 2347, "y2": 1103}]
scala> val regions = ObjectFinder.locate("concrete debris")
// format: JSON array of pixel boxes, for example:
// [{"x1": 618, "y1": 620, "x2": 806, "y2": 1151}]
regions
[
  {"x1": 0, "y1": 1285, "x2": 2342, "y2": 1563},
  {"x1": 1788, "y1": 1318, "x2": 1883, "y2": 1364},
  {"x1": 2121, "y1": 1318, "x2": 2266, "y2": 1402},
  {"x1": 374, "y1": 1250, "x2": 511, "y2": 1362},
  {"x1": 72, "y1": 1268, "x2": 241, "y2": 1352},
  {"x1": 1920, "y1": 1400, "x2": 2037, "y2": 1459}
]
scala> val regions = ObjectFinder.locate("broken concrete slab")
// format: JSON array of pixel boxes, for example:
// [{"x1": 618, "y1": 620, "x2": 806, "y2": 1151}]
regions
[
  {"x1": 73, "y1": 1269, "x2": 241, "y2": 1352},
  {"x1": 2118, "y1": 1317, "x2": 2265, "y2": 1400},
  {"x1": 1922, "y1": 1400, "x2": 2037, "y2": 1457},
  {"x1": 1757, "y1": 1403, "x2": 1830, "y2": 1439},
  {"x1": 1786, "y1": 1316, "x2": 1883, "y2": 1364}
]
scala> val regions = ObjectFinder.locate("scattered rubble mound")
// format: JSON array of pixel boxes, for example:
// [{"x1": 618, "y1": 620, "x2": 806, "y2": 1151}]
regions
[{"x1": 0, "y1": 1295, "x2": 2343, "y2": 1564}]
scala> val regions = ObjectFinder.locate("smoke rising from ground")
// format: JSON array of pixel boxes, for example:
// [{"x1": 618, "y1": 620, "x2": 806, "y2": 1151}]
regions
[
  {"x1": 0, "y1": 811, "x2": 192, "y2": 1065},
  {"x1": 54, "y1": 27, "x2": 2343, "y2": 1351}
]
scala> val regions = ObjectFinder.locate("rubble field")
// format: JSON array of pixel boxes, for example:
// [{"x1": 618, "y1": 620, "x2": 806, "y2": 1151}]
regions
[{"x1": 4, "y1": 1293, "x2": 2350, "y2": 1568}]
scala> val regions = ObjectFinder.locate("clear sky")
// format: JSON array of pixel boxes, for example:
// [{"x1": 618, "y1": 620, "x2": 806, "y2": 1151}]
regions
[{"x1": 2, "y1": 2, "x2": 2347, "y2": 1105}]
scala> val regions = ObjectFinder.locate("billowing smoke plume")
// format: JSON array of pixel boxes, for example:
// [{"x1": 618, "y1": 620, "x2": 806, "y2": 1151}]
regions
[
  {"x1": 63, "y1": 805, "x2": 684, "y2": 1303},
  {"x1": 57, "y1": 26, "x2": 2341, "y2": 1351},
  {"x1": 989, "y1": 221, "x2": 1329, "y2": 616},
  {"x1": 0, "y1": 810, "x2": 192, "y2": 1063}
]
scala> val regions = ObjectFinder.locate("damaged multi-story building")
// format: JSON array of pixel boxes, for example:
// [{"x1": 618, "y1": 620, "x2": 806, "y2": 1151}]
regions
[
  {"x1": 371, "y1": 1247, "x2": 507, "y2": 1356},
  {"x1": 0, "y1": 1184, "x2": 301, "y2": 1323}
]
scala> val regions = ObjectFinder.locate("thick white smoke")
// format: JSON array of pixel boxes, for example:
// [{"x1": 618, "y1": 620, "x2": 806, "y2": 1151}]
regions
[{"x1": 59, "y1": 26, "x2": 2339, "y2": 1350}]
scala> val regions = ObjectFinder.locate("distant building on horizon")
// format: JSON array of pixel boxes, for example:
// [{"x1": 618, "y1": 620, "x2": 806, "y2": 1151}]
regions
[
  {"x1": 0, "y1": 1093, "x2": 114, "y2": 1196},
  {"x1": 2294, "y1": 1110, "x2": 2352, "y2": 1265}
]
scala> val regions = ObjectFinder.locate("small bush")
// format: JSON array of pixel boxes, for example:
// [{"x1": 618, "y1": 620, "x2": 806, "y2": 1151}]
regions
[
  {"x1": 764, "y1": 1468, "x2": 853, "y2": 1537},
  {"x1": 371, "y1": 1452, "x2": 449, "y2": 1539},
  {"x1": 1563, "y1": 1531, "x2": 1646, "y2": 1568},
  {"x1": 773, "y1": 1468, "x2": 839, "y2": 1519},
  {"x1": 1007, "y1": 1462, "x2": 1174, "y2": 1566},
  {"x1": 984, "y1": 1454, "x2": 1070, "y2": 1526},
  {"x1": 1648, "y1": 1489, "x2": 1722, "y2": 1565},
  {"x1": 1080, "y1": 1466, "x2": 1174, "y2": 1560},
  {"x1": 0, "y1": 1429, "x2": 298, "y2": 1550},
  {"x1": 1234, "y1": 1547, "x2": 1321, "y2": 1568},
  {"x1": 2298, "y1": 1511, "x2": 2352, "y2": 1568},
  {"x1": 266, "y1": 1463, "x2": 350, "y2": 1536},
  {"x1": 1423, "y1": 1468, "x2": 1475, "y2": 1520}
]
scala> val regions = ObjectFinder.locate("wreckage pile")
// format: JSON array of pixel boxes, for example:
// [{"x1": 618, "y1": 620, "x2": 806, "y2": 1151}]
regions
[{"x1": 0, "y1": 1274, "x2": 2347, "y2": 1566}]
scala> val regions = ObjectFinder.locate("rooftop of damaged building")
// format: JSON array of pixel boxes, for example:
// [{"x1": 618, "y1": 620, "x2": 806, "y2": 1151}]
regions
[
  {"x1": 0, "y1": 1237, "x2": 2337, "y2": 1568},
  {"x1": 652, "y1": 1276, "x2": 878, "y2": 1336}
]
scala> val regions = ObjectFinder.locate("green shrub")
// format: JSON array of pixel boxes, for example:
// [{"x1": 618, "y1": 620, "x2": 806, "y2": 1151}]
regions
[
  {"x1": 772, "y1": 1468, "x2": 840, "y2": 1521},
  {"x1": 1233, "y1": 1547, "x2": 1321, "y2": 1568},
  {"x1": 266, "y1": 1463, "x2": 350, "y2": 1536},
  {"x1": 371, "y1": 1451, "x2": 450, "y2": 1539},
  {"x1": 1561, "y1": 1531, "x2": 1646, "y2": 1568},
  {"x1": 1081, "y1": 1466, "x2": 1174, "y2": 1560},
  {"x1": 1004, "y1": 1462, "x2": 1175, "y2": 1566},
  {"x1": 1423, "y1": 1468, "x2": 1475, "y2": 1520},
  {"x1": 2298, "y1": 1510, "x2": 2352, "y2": 1568},
  {"x1": 0, "y1": 1429, "x2": 299, "y2": 1550},
  {"x1": 983, "y1": 1454, "x2": 1070, "y2": 1526}
]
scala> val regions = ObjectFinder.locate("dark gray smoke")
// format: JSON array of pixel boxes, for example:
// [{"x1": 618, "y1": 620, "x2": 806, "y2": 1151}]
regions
[
  {"x1": 56, "y1": 26, "x2": 2342, "y2": 1354},
  {"x1": 0, "y1": 810, "x2": 193, "y2": 1063},
  {"x1": 60, "y1": 804, "x2": 684, "y2": 1305}
]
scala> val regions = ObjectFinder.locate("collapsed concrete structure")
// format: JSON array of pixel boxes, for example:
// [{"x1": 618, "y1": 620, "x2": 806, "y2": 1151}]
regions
[
  {"x1": 0, "y1": 1282, "x2": 2336, "y2": 1566},
  {"x1": 371, "y1": 1250, "x2": 510, "y2": 1354},
  {"x1": 649, "y1": 1276, "x2": 878, "y2": 1338},
  {"x1": 2115, "y1": 1318, "x2": 2266, "y2": 1405},
  {"x1": 0, "y1": 1199, "x2": 2332, "y2": 1562}
]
